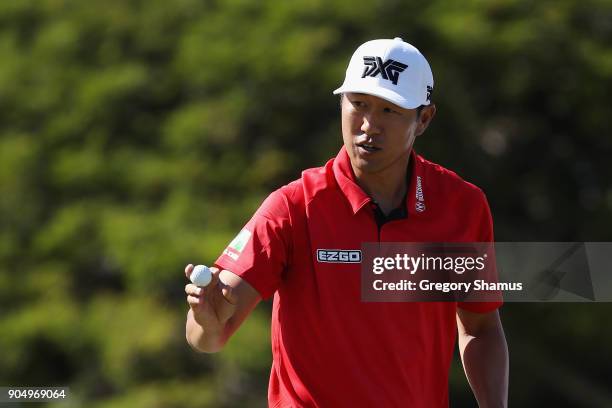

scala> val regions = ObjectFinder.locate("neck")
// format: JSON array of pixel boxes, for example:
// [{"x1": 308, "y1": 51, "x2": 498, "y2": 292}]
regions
[{"x1": 352, "y1": 154, "x2": 411, "y2": 215}]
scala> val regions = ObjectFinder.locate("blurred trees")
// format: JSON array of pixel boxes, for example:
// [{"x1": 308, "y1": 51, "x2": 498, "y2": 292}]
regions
[{"x1": 0, "y1": 0, "x2": 611, "y2": 406}]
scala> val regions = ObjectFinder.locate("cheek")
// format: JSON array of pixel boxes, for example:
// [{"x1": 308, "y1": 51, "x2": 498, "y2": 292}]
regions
[
  {"x1": 340, "y1": 113, "x2": 353, "y2": 144},
  {"x1": 341, "y1": 110, "x2": 361, "y2": 133},
  {"x1": 403, "y1": 125, "x2": 418, "y2": 147},
  {"x1": 390, "y1": 122, "x2": 416, "y2": 147}
]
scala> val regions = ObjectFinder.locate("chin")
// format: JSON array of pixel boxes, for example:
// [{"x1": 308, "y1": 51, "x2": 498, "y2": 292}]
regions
[{"x1": 352, "y1": 159, "x2": 384, "y2": 175}]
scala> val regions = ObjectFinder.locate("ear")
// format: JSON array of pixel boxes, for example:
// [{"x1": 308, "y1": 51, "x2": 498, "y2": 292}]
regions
[{"x1": 415, "y1": 104, "x2": 436, "y2": 136}]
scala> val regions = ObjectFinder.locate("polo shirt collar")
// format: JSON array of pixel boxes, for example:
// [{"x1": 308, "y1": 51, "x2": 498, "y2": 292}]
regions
[{"x1": 332, "y1": 146, "x2": 423, "y2": 216}]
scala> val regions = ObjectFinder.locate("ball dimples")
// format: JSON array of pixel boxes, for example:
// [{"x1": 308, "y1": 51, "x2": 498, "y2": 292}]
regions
[{"x1": 191, "y1": 265, "x2": 212, "y2": 287}]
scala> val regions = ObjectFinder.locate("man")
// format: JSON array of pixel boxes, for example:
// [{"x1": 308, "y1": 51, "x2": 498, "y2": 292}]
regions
[{"x1": 185, "y1": 38, "x2": 509, "y2": 407}]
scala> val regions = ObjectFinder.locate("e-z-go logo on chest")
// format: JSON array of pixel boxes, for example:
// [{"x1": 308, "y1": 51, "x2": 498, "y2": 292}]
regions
[{"x1": 316, "y1": 249, "x2": 362, "y2": 263}]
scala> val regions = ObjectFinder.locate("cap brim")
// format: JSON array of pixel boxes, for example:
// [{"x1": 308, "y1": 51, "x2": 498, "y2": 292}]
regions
[{"x1": 333, "y1": 85, "x2": 426, "y2": 110}]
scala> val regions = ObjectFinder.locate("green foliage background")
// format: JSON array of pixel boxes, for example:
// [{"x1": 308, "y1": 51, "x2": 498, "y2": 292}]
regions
[{"x1": 1, "y1": 0, "x2": 611, "y2": 406}]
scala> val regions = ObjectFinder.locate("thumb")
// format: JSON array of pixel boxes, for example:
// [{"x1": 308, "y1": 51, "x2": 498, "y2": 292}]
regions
[
  {"x1": 221, "y1": 283, "x2": 238, "y2": 305},
  {"x1": 206, "y1": 266, "x2": 221, "y2": 290}
]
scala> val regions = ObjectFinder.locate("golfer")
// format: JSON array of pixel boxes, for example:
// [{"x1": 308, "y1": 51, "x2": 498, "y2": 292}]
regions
[{"x1": 185, "y1": 38, "x2": 509, "y2": 407}]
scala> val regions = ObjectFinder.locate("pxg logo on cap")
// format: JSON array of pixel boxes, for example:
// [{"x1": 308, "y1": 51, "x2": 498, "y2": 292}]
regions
[
  {"x1": 333, "y1": 37, "x2": 434, "y2": 109},
  {"x1": 361, "y1": 56, "x2": 408, "y2": 85}
]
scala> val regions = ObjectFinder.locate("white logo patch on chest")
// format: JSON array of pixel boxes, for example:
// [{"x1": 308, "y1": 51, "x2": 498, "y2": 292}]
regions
[{"x1": 316, "y1": 249, "x2": 362, "y2": 263}]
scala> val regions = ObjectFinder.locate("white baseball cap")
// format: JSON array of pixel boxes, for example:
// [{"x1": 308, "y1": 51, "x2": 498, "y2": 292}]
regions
[{"x1": 333, "y1": 37, "x2": 434, "y2": 109}]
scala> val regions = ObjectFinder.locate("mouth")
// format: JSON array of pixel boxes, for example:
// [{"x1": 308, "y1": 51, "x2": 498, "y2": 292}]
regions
[{"x1": 356, "y1": 142, "x2": 381, "y2": 153}]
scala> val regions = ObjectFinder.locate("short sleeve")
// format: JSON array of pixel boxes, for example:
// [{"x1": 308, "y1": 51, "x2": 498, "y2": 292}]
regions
[
  {"x1": 457, "y1": 190, "x2": 503, "y2": 313},
  {"x1": 215, "y1": 189, "x2": 292, "y2": 300}
]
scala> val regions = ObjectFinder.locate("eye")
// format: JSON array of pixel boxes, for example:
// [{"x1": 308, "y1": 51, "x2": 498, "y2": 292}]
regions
[
  {"x1": 383, "y1": 106, "x2": 400, "y2": 115},
  {"x1": 351, "y1": 100, "x2": 365, "y2": 109}
]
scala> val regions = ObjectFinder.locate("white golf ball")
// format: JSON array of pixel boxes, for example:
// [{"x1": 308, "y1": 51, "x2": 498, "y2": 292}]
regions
[{"x1": 191, "y1": 265, "x2": 212, "y2": 287}]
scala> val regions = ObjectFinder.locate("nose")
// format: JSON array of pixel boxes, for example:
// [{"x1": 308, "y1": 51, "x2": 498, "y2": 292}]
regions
[{"x1": 360, "y1": 113, "x2": 382, "y2": 136}]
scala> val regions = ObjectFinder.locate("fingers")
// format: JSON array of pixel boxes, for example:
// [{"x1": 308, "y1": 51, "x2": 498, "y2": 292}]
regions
[
  {"x1": 184, "y1": 264, "x2": 194, "y2": 280},
  {"x1": 212, "y1": 269, "x2": 237, "y2": 305},
  {"x1": 221, "y1": 285, "x2": 238, "y2": 305},
  {"x1": 184, "y1": 264, "x2": 219, "y2": 288},
  {"x1": 184, "y1": 265, "x2": 236, "y2": 308},
  {"x1": 187, "y1": 295, "x2": 200, "y2": 307},
  {"x1": 185, "y1": 283, "x2": 202, "y2": 296},
  {"x1": 207, "y1": 267, "x2": 220, "y2": 289},
  {"x1": 185, "y1": 283, "x2": 202, "y2": 305}
]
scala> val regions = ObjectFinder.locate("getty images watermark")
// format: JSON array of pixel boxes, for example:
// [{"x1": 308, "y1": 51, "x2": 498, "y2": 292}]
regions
[{"x1": 361, "y1": 243, "x2": 612, "y2": 302}]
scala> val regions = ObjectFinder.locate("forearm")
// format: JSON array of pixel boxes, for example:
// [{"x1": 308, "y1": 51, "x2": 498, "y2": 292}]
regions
[
  {"x1": 185, "y1": 309, "x2": 226, "y2": 353},
  {"x1": 184, "y1": 267, "x2": 261, "y2": 354},
  {"x1": 458, "y1": 322, "x2": 509, "y2": 407}
]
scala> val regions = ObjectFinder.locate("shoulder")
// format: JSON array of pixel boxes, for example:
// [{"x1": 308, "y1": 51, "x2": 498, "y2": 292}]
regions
[
  {"x1": 416, "y1": 154, "x2": 494, "y2": 239},
  {"x1": 257, "y1": 157, "x2": 337, "y2": 219},
  {"x1": 274, "y1": 157, "x2": 337, "y2": 205},
  {"x1": 416, "y1": 153, "x2": 488, "y2": 205}
]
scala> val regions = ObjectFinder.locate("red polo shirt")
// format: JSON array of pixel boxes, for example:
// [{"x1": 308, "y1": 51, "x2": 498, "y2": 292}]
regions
[{"x1": 216, "y1": 146, "x2": 501, "y2": 408}]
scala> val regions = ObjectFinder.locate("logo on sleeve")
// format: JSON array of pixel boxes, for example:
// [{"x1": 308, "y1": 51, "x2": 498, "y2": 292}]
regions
[
  {"x1": 224, "y1": 228, "x2": 252, "y2": 261},
  {"x1": 316, "y1": 249, "x2": 362, "y2": 263},
  {"x1": 362, "y1": 56, "x2": 408, "y2": 85}
]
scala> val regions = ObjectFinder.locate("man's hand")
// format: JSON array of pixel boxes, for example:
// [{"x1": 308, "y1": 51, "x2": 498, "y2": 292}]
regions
[
  {"x1": 184, "y1": 264, "x2": 261, "y2": 353},
  {"x1": 457, "y1": 308, "x2": 509, "y2": 408},
  {"x1": 185, "y1": 264, "x2": 238, "y2": 330}
]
